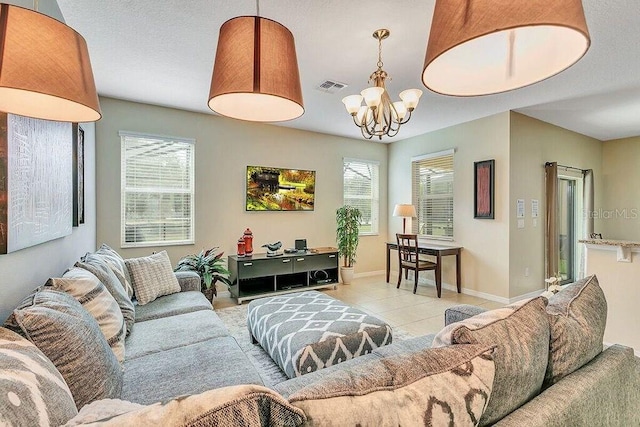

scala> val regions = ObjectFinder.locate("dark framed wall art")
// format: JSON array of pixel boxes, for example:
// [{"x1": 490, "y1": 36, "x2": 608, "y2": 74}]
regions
[
  {"x1": 72, "y1": 124, "x2": 85, "y2": 226},
  {"x1": 474, "y1": 159, "x2": 495, "y2": 219}
]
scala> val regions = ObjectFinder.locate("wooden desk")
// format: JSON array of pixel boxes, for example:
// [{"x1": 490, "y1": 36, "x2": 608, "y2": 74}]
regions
[{"x1": 386, "y1": 242, "x2": 462, "y2": 297}]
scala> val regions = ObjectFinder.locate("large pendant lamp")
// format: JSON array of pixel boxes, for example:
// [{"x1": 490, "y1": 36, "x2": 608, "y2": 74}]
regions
[
  {"x1": 422, "y1": 0, "x2": 591, "y2": 96},
  {"x1": 208, "y1": 15, "x2": 304, "y2": 122},
  {"x1": 0, "y1": 4, "x2": 101, "y2": 122}
]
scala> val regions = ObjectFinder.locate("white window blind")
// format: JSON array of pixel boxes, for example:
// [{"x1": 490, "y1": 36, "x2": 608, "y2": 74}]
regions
[
  {"x1": 343, "y1": 158, "x2": 380, "y2": 235},
  {"x1": 120, "y1": 132, "x2": 195, "y2": 248},
  {"x1": 412, "y1": 150, "x2": 454, "y2": 239}
]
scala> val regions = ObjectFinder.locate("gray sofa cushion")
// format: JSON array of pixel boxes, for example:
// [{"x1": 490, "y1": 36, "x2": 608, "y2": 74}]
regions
[
  {"x1": 134, "y1": 291, "x2": 212, "y2": 322},
  {"x1": 67, "y1": 385, "x2": 305, "y2": 427},
  {"x1": 49, "y1": 268, "x2": 126, "y2": 363},
  {"x1": 122, "y1": 336, "x2": 263, "y2": 405},
  {"x1": 77, "y1": 256, "x2": 135, "y2": 335},
  {"x1": 125, "y1": 310, "x2": 229, "y2": 360},
  {"x1": 494, "y1": 345, "x2": 640, "y2": 427},
  {"x1": 544, "y1": 275, "x2": 607, "y2": 386},
  {"x1": 174, "y1": 270, "x2": 201, "y2": 292},
  {"x1": 10, "y1": 288, "x2": 123, "y2": 409},
  {"x1": 287, "y1": 344, "x2": 496, "y2": 427},
  {"x1": 0, "y1": 327, "x2": 78, "y2": 426},
  {"x1": 433, "y1": 297, "x2": 550, "y2": 426},
  {"x1": 125, "y1": 251, "x2": 181, "y2": 305},
  {"x1": 445, "y1": 304, "x2": 489, "y2": 326}
]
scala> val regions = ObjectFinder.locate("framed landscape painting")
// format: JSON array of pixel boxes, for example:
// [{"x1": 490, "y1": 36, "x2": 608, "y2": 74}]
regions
[
  {"x1": 474, "y1": 159, "x2": 494, "y2": 219},
  {"x1": 246, "y1": 166, "x2": 315, "y2": 211}
]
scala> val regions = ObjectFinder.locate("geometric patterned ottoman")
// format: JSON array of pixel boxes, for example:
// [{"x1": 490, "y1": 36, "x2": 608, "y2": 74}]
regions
[{"x1": 247, "y1": 291, "x2": 392, "y2": 378}]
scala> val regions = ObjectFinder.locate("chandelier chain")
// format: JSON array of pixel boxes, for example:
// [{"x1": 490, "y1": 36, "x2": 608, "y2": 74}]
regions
[
  {"x1": 377, "y1": 37, "x2": 383, "y2": 69},
  {"x1": 256, "y1": 0, "x2": 260, "y2": 17}
]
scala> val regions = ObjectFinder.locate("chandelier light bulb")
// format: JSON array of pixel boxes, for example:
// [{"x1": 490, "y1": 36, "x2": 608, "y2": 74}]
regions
[
  {"x1": 361, "y1": 87, "x2": 384, "y2": 108},
  {"x1": 399, "y1": 89, "x2": 423, "y2": 110},
  {"x1": 392, "y1": 101, "x2": 407, "y2": 121},
  {"x1": 342, "y1": 94, "x2": 363, "y2": 115}
]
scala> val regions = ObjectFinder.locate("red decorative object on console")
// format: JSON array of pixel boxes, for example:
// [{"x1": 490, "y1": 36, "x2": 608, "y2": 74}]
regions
[
  {"x1": 243, "y1": 228, "x2": 254, "y2": 255},
  {"x1": 237, "y1": 238, "x2": 246, "y2": 257}
]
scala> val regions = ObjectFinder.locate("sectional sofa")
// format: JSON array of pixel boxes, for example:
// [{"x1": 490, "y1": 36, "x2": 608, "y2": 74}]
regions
[{"x1": 1, "y1": 245, "x2": 638, "y2": 426}]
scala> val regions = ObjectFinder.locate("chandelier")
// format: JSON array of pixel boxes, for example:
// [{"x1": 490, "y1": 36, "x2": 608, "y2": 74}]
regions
[{"x1": 342, "y1": 29, "x2": 422, "y2": 140}]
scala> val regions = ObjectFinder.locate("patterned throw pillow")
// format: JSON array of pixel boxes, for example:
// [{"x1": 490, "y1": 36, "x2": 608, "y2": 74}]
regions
[
  {"x1": 10, "y1": 288, "x2": 123, "y2": 409},
  {"x1": 545, "y1": 275, "x2": 606, "y2": 386},
  {"x1": 287, "y1": 344, "x2": 496, "y2": 427},
  {"x1": 0, "y1": 327, "x2": 78, "y2": 426},
  {"x1": 77, "y1": 255, "x2": 135, "y2": 335},
  {"x1": 432, "y1": 297, "x2": 549, "y2": 426},
  {"x1": 47, "y1": 267, "x2": 126, "y2": 363},
  {"x1": 62, "y1": 385, "x2": 305, "y2": 427},
  {"x1": 94, "y1": 244, "x2": 135, "y2": 299},
  {"x1": 125, "y1": 251, "x2": 181, "y2": 305}
]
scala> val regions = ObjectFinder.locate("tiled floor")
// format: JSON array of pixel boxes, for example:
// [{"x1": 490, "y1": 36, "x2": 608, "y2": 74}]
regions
[{"x1": 213, "y1": 274, "x2": 502, "y2": 337}]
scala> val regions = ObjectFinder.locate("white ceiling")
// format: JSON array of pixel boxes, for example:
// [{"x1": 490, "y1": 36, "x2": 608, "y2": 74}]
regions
[{"x1": 57, "y1": 0, "x2": 640, "y2": 142}]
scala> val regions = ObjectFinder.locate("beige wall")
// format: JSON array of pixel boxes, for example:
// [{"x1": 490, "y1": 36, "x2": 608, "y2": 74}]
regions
[
  {"x1": 388, "y1": 112, "x2": 512, "y2": 299},
  {"x1": 509, "y1": 112, "x2": 603, "y2": 298},
  {"x1": 601, "y1": 136, "x2": 640, "y2": 240},
  {"x1": 0, "y1": 122, "x2": 97, "y2": 322},
  {"x1": 95, "y1": 97, "x2": 388, "y2": 274},
  {"x1": 585, "y1": 245, "x2": 640, "y2": 354}
]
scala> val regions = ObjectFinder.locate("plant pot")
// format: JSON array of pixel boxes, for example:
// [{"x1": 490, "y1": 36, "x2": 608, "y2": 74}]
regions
[
  {"x1": 340, "y1": 266, "x2": 355, "y2": 285},
  {"x1": 203, "y1": 287, "x2": 216, "y2": 303}
]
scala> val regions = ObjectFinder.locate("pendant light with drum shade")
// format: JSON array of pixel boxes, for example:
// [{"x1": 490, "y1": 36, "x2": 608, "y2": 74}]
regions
[
  {"x1": 208, "y1": 0, "x2": 304, "y2": 122},
  {"x1": 0, "y1": 2, "x2": 101, "y2": 122},
  {"x1": 422, "y1": 0, "x2": 591, "y2": 96}
]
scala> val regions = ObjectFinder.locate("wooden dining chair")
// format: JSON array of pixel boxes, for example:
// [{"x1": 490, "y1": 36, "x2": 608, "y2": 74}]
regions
[{"x1": 396, "y1": 233, "x2": 437, "y2": 294}]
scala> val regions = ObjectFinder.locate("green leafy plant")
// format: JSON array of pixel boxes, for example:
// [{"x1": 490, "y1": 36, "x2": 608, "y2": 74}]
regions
[
  {"x1": 336, "y1": 205, "x2": 362, "y2": 267},
  {"x1": 174, "y1": 247, "x2": 232, "y2": 293}
]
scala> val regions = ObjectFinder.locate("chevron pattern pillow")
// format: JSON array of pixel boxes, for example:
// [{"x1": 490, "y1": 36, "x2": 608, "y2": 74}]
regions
[
  {"x1": 77, "y1": 255, "x2": 135, "y2": 335},
  {"x1": 0, "y1": 327, "x2": 78, "y2": 426},
  {"x1": 47, "y1": 267, "x2": 126, "y2": 363},
  {"x1": 95, "y1": 244, "x2": 135, "y2": 299}
]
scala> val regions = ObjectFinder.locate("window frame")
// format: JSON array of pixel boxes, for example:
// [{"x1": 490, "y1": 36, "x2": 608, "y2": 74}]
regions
[
  {"x1": 411, "y1": 149, "x2": 455, "y2": 241},
  {"x1": 343, "y1": 157, "x2": 380, "y2": 236},
  {"x1": 120, "y1": 131, "x2": 195, "y2": 248}
]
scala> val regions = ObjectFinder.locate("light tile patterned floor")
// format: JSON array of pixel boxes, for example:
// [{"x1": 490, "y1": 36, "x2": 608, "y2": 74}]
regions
[{"x1": 213, "y1": 274, "x2": 502, "y2": 337}]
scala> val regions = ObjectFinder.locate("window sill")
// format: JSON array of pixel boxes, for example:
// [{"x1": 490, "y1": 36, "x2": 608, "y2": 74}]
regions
[
  {"x1": 359, "y1": 232, "x2": 379, "y2": 237},
  {"x1": 121, "y1": 240, "x2": 195, "y2": 249}
]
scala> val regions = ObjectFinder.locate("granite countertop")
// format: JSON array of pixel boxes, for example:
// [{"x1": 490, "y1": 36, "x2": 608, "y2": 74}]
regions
[{"x1": 578, "y1": 239, "x2": 640, "y2": 248}]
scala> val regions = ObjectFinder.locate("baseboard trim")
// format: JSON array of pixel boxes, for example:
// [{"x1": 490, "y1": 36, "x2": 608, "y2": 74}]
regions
[
  {"x1": 354, "y1": 270, "x2": 385, "y2": 279},
  {"x1": 508, "y1": 290, "x2": 545, "y2": 304},
  {"x1": 390, "y1": 270, "x2": 510, "y2": 304}
]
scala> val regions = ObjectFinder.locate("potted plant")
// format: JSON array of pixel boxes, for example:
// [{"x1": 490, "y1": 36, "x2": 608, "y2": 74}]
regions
[
  {"x1": 175, "y1": 247, "x2": 232, "y2": 302},
  {"x1": 336, "y1": 205, "x2": 362, "y2": 285}
]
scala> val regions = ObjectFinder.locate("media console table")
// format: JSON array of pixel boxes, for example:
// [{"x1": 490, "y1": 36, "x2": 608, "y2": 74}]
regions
[{"x1": 228, "y1": 249, "x2": 339, "y2": 304}]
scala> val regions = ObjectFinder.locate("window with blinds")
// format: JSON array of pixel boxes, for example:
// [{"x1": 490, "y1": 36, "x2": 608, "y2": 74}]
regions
[
  {"x1": 411, "y1": 150, "x2": 454, "y2": 239},
  {"x1": 343, "y1": 158, "x2": 380, "y2": 235},
  {"x1": 120, "y1": 132, "x2": 195, "y2": 247}
]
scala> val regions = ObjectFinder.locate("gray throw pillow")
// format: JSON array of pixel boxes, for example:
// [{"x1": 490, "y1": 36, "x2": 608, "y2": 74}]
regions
[
  {"x1": 545, "y1": 275, "x2": 607, "y2": 386},
  {"x1": 63, "y1": 385, "x2": 305, "y2": 427},
  {"x1": 77, "y1": 255, "x2": 135, "y2": 335},
  {"x1": 0, "y1": 327, "x2": 78, "y2": 426},
  {"x1": 47, "y1": 267, "x2": 126, "y2": 363},
  {"x1": 432, "y1": 297, "x2": 549, "y2": 426},
  {"x1": 95, "y1": 244, "x2": 135, "y2": 299},
  {"x1": 288, "y1": 344, "x2": 496, "y2": 427},
  {"x1": 10, "y1": 288, "x2": 123, "y2": 409},
  {"x1": 125, "y1": 251, "x2": 181, "y2": 305}
]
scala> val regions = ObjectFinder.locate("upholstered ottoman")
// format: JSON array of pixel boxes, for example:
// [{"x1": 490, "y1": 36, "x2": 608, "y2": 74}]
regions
[{"x1": 247, "y1": 291, "x2": 392, "y2": 378}]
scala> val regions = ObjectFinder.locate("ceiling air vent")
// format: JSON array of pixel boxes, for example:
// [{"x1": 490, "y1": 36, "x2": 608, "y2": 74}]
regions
[{"x1": 315, "y1": 80, "x2": 348, "y2": 94}]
